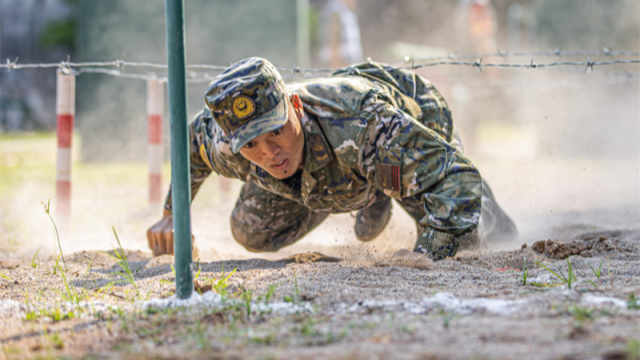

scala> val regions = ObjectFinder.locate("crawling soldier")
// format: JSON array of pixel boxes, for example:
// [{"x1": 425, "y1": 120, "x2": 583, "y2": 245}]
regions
[{"x1": 147, "y1": 57, "x2": 517, "y2": 261}]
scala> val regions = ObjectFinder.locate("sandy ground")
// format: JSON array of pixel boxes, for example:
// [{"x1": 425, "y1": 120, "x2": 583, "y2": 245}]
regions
[
  {"x1": 0, "y1": 228, "x2": 639, "y2": 360},
  {"x1": 1, "y1": 150, "x2": 639, "y2": 359},
  {"x1": 1, "y1": 121, "x2": 639, "y2": 359}
]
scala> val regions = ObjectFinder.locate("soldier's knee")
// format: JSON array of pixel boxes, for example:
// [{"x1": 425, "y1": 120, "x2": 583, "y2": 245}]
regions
[{"x1": 230, "y1": 216, "x2": 283, "y2": 252}]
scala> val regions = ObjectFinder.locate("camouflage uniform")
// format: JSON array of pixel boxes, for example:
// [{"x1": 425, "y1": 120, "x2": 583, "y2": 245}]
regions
[{"x1": 164, "y1": 58, "x2": 482, "y2": 260}]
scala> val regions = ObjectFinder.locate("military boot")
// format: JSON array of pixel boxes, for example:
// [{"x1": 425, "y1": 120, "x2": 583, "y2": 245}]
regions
[{"x1": 355, "y1": 197, "x2": 392, "y2": 241}]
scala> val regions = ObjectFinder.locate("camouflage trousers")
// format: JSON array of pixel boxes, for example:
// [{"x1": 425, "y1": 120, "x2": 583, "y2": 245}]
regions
[{"x1": 230, "y1": 177, "x2": 511, "y2": 253}]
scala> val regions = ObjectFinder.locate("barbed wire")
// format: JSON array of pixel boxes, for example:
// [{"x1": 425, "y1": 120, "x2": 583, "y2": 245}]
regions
[
  {"x1": 2, "y1": 49, "x2": 640, "y2": 83},
  {"x1": 394, "y1": 47, "x2": 640, "y2": 63}
]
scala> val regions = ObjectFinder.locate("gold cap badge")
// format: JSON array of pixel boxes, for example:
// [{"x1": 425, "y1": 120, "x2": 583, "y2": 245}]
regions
[{"x1": 232, "y1": 95, "x2": 255, "y2": 120}]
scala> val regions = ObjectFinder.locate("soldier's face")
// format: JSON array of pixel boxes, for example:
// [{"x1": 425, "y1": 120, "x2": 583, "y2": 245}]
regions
[{"x1": 239, "y1": 94, "x2": 305, "y2": 179}]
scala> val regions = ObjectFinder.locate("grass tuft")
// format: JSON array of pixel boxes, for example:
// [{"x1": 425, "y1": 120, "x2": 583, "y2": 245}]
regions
[
  {"x1": 587, "y1": 261, "x2": 603, "y2": 279},
  {"x1": 437, "y1": 305, "x2": 455, "y2": 329},
  {"x1": 627, "y1": 294, "x2": 640, "y2": 310},
  {"x1": 535, "y1": 258, "x2": 577, "y2": 289},
  {"x1": 211, "y1": 265, "x2": 237, "y2": 301},
  {"x1": 31, "y1": 247, "x2": 42, "y2": 268},
  {"x1": 627, "y1": 339, "x2": 640, "y2": 360},
  {"x1": 265, "y1": 284, "x2": 277, "y2": 304},
  {"x1": 0, "y1": 273, "x2": 11, "y2": 282},
  {"x1": 43, "y1": 200, "x2": 67, "y2": 272},
  {"x1": 243, "y1": 289, "x2": 253, "y2": 318},
  {"x1": 56, "y1": 261, "x2": 86, "y2": 305},
  {"x1": 101, "y1": 226, "x2": 139, "y2": 295},
  {"x1": 284, "y1": 270, "x2": 301, "y2": 304},
  {"x1": 568, "y1": 305, "x2": 595, "y2": 327},
  {"x1": 52, "y1": 253, "x2": 61, "y2": 275}
]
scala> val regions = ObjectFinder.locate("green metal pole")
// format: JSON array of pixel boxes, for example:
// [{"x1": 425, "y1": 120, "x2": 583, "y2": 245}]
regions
[{"x1": 164, "y1": 0, "x2": 193, "y2": 298}]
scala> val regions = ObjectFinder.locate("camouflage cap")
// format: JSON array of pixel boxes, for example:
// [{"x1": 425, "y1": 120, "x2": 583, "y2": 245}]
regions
[{"x1": 205, "y1": 57, "x2": 289, "y2": 153}]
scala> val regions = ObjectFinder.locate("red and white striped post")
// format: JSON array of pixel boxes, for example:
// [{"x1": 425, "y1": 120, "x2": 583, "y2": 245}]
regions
[
  {"x1": 56, "y1": 69, "x2": 75, "y2": 219},
  {"x1": 147, "y1": 79, "x2": 164, "y2": 206}
]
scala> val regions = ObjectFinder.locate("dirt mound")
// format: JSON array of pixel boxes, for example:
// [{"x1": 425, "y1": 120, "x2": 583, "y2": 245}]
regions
[{"x1": 531, "y1": 236, "x2": 639, "y2": 260}]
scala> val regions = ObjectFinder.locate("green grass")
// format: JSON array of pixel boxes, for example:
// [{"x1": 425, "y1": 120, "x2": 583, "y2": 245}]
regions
[
  {"x1": 31, "y1": 247, "x2": 42, "y2": 268},
  {"x1": 101, "y1": 226, "x2": 139, "y2": 295},
  {"x1": 265, "y1": 284, "x2": 277, "y2": 304},
  {"x1": 52, "y1": 254, "x2": 62, "y2": 275},
  {"x1": 0, "y1": 273, "x2": 10, "y2": 281},
  {"x1": 56, "y1": 262, "x2": 84, "y2": 304},
  {"x1": 568, "y1": 305, "x2": 595, "y2": 327},
  {"x1": 43, "y1": 200, "x2": 67, "y2": 272},
  {"x1": 242, "y1": 289, "x2": 253, "y2": 318},
  {"x1": 627, "y1": 339, "x2": 640, "y2": 360},
  {"x1": 211, "y1": 266, "x2": 237, "y2": 301},
  {"x1": 535, "y1": 258, "x2": 578, "y2": 289},
  {"x1": 628, "y1": 294, "x2": 640, "y2": 309},
  {"x1": 587, "y1": 261, "x2": 603, "y2": 279},
  {"x1": 437, "y1": 305, "x2": 455, "y2": 329},
  {"x1": 284, "y1": 271, "x2": 301, "y2": 304}
]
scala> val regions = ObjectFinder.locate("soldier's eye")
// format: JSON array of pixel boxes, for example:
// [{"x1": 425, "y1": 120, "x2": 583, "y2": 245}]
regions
[
  {"x1": 244, "y1": 141, "x2": 256, "y2": 149},
  {"x1": 272, "y1": 129, "x2": 282, "y2": 136}
]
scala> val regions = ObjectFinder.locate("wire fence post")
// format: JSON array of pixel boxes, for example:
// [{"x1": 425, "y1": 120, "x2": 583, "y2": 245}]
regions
[
  {"x1": 147, "y1": 79, "x2": 164, "y2": 207},
  {"x1": 165, "y1": 0, "x2": 193, "y2": 299},
  {"x1": 56, "y1": 69, "x2": 75, "y2": 222}
]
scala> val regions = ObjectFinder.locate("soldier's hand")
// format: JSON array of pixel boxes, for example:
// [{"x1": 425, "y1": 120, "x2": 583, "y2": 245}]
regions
[
  {"x1": 412, "y1": 229, "x2": 460, "y2": 261},
  {"x1": 147, "y1": 210, "x2": 196, "y2": 257}
]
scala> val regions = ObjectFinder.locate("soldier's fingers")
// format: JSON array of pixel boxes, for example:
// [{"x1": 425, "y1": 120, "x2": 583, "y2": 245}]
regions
[
  {"x1": 153, "y1": 232, "x2": 164, "y2": 255},
  {"x1": 167, "y1": 235, "x2": 174, "y2": 256},
  {"x1": 151, "y1": 230, "x2": 160, "y2": 253},
  {"x1": 146, "y1": 229, "x2": 154, "y2": 250},
  {"x1": 158, "y1": 231, "x2": 168, "y2": 255}
]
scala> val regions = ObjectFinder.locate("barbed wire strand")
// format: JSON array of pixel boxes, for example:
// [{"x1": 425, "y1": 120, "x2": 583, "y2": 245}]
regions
[
  {"x1": 3, "y1": 51, "x2": 640, "y2": 83},
  {"x1": 75, "y1": 64, "x2": 640, "y2": 83},
  {"x1": 397, "y1": 47, "x2": 640, "y2": 63},
  {"x1": 3, "y1": 47, "x2": 639, "y2": 70}
]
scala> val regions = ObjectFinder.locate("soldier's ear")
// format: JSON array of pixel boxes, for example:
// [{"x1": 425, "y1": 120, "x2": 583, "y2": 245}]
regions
[{"x1": 289, "y1": 94, "x2": 303, "y2": 118}]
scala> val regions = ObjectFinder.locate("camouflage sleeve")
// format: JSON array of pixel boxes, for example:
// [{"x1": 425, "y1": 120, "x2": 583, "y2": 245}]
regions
[
  {"x1": 163, "y1": 110, "x2": 251, "y2": 212},
  {"x1": 162, "y1": 112, "x2": 215, "y2": 212},
  {"x1": 358, "y1": 91, "x2": 482, "y2": 259}
]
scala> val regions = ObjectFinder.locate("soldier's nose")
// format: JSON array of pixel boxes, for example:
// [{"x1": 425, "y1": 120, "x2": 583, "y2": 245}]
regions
[{"x1": 262, "y1": 143, "x2": 280, "y2": 158}]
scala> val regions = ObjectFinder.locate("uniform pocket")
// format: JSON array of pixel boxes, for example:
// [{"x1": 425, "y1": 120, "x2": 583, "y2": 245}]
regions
[{"x1": 376, "y1": 146, "x2": 402, "y2": 199}]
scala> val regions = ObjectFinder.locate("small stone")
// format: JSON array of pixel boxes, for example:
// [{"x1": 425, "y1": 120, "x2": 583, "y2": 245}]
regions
[
  {"x1": 599, "y1": 236, "x2": 607, "y2": 241},
  {"x1": 521, "y1": 243, "x2": 528, "y2": 249}
]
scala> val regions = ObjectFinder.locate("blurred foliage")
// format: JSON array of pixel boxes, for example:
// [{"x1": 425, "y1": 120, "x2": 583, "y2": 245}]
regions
[
  {"x1": 308, "y1": 9, "x2": 320, "y2": 55},
  {"x1": 40, "y1": 20, "x2": 76, "y2": 51},
  {"x1": 535, "y1": 0, "x2": 639, "y2": 49}
]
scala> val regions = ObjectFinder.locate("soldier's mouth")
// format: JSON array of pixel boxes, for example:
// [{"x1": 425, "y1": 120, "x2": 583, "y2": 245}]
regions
[{"x1": 271, "y1": 159, "x2": 289, "y2": 170}]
